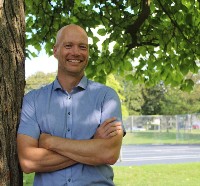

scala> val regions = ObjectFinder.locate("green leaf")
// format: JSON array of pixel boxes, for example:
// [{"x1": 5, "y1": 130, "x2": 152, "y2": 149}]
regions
[
  {"x1": 190, "y1": 61, "x2": 199, "y2": 74},
  {"x1": 180, "y1": 79, "x2": 194, "y2": 92},
  {"x1": 92, "y1": 36, "x2": 100, "y2": 44},
  {"x1": 180, "y1": 62, "x2": 189, "y2": 75},
  {"x1": 124, "y1": 61, "x2": 133, "y2": 71},
  {"x1": 125, "y1": 74, "x2": 134, "y2": 81},
  {"x1": 97, "y1": 28, "x2": 107, "y2": 36},
  {"x1": 185, "y1": 13, "x2": 193, "y2": 25}
]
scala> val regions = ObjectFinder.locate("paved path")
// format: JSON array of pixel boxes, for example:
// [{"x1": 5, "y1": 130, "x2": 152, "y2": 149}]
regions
[{"x1": 115, "y1": 144, "x2": 200, "y2": 166}]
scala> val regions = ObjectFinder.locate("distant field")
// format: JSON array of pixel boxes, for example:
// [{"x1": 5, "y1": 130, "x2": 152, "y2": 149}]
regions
[{"x1": 123, "y1": 130, "x2": 200, "y2": 145}]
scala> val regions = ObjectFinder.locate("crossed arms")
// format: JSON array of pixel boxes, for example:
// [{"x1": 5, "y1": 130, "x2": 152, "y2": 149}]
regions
[{"x1": 17, "y1": 117, "x2": 123, "y2": 174}]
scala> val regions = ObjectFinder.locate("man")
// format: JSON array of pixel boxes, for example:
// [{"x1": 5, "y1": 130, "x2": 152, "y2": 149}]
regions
[{"x1": 17, "y1": 24, "x2": 124, "y2": 186}]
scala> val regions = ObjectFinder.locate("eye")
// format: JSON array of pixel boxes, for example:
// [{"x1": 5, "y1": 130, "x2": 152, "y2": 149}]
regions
[
  {"x1": 80, "y1": 45, "x2": 87, "y2": 50},
  {"x1": 64, "y1": 44, "x2": 72, "y2": 49}
]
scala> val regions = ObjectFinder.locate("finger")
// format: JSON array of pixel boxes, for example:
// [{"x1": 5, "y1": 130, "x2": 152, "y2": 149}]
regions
[
  {"x1": 109, "y1": 130, "x2": 118, "y2": 137},
  {"x1": 101, "y1": 117, "x2": 117, "y2": 127},
  {"x1": 104, "y1": 121, "x2": 122, "y2": 132},
  {"x1": 106, "y1": 125, "x2": 122, "y2": 135},
  {"x1": 110, "y1": 128, "x2": 122, "y2": 137}
]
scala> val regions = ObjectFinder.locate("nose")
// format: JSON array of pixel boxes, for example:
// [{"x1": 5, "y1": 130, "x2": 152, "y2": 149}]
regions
[{"x1": 71, "y1": 46, "x2": 80, "y2": 56}]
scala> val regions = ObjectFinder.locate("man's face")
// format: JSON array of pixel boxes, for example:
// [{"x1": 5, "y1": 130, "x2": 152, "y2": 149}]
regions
[{"x1": 54, "y1": 26, "x2": 89, "y2": 77}]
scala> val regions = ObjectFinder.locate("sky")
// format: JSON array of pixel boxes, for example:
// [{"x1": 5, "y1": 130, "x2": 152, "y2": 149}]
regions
[{"x1": 25, "y1": 53, "x2": 58, "y2": 78}]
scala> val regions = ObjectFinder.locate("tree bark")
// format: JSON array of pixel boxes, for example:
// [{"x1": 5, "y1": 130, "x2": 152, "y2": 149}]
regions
[{"x1": 0, "y1": 0, "x2": 25, "y2": 185}]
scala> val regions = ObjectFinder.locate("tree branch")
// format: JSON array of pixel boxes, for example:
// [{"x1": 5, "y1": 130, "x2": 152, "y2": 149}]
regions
[
  {"x1": 156, "y1": 0, "x2": 192, "y2": 44},
  {"x1": 124, "y1": 0, "x2": 151, "y2": 56}
]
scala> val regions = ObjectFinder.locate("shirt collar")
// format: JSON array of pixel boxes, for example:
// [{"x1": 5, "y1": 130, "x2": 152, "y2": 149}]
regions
[
  {"x1": 53, "y1": 76, "x2": 88, "y2": 91},
  {"x1": 77, "y1": 76, "x2": 88, "y2": 90}
]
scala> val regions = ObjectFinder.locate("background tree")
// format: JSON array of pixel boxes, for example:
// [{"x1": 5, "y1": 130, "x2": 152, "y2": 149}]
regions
[
  {"x1": 26, "y1": 0, "x2": 199, "y2": 90},
  {"x1": 0, "y1": 0, "x2": 25, "y2": 185},
  {"x1": 106, "y1": 74, "x2": 129, "y2": 118},
  {"x1": 25, "y1": 71, "x2": 56, "y2": 93},
  {"x1": 141, "y1": 84, "x2": 166, "y2": 115},
  {"x1": 116, "y1": 75, "x2": 144, "y2": 115},
  {"x1": 161, "y1": 84, "x2": 200, "y2": 115}
]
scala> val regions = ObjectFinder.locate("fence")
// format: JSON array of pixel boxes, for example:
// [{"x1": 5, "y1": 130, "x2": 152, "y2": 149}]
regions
[{"x1": 122, "y1": 113, "x2": 200, "y2": 144}]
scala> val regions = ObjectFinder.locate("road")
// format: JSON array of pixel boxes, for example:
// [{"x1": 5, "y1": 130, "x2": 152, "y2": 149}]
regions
[{"x1": 115, "y1": 144, "x2": 200, "y2": 166}]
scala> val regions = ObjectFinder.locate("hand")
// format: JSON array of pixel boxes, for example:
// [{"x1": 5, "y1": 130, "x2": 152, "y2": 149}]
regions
[
  {"x1": 39, "y1": 133, "x2": 52, "y2": 149},
  {"x1": 93, "y1": 117, "x2": 122, "y2": 139}
]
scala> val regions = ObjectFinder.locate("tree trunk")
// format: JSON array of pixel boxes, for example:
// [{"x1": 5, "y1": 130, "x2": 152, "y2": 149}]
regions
[{"x1": 0, "y1": 0, "x2": 25, "y2": 185}]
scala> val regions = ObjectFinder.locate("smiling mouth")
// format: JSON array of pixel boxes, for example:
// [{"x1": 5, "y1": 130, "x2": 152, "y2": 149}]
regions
[{"x1": 67, "y1": 59, "x2": 82, "y2": 63}]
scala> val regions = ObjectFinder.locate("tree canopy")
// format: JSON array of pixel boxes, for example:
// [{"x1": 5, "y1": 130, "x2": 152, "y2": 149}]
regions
[{"x1": 26, "y1": 0, "x2": 200, "y2": 90}]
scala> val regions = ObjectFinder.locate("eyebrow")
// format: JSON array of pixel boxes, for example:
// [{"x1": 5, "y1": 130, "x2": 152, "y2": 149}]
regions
[
  {"x1": 63, "y1": 42, "x2": 88, "y2": 45},
  {"x1": 63, "y1": 42, "x2": 88, "y2": 48}
]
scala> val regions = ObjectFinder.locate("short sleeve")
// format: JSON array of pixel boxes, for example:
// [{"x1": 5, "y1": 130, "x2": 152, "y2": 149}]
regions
[
  {"x1": 101, "y1": 87, "x2": 126, "y2": 136},
  {"x1": 18, "y1": 91, "x2": 41, "y2": 139}
]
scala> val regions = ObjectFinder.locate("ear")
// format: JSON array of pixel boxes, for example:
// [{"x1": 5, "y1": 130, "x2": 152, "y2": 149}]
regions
[{"x1": 53, "y1": 45, "x2": 58, "y2": 59}]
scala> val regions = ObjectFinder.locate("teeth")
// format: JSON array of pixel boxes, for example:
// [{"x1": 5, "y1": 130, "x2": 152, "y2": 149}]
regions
[{"x1": 68, "y1": 60, "x2": 81, "y2": 63}]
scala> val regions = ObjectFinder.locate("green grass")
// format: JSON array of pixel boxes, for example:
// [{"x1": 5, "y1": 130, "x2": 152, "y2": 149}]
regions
[
  {"x1": 23, "y1": 173, "x2": 34, "y2": 186},
  {"x1": 123, "y1": 130, "x2": 200, "y2": 145},
  {"x1": 23, "y1": 163, "x2": 200, "y2": 186},
  {"x1": 113, "y1": 163, "x2": 200, "y2": 186}
]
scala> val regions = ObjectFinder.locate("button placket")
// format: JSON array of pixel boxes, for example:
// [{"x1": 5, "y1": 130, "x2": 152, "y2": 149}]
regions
[{"x1": 66, "y1": 94, "x2": 72, "y2": 137}]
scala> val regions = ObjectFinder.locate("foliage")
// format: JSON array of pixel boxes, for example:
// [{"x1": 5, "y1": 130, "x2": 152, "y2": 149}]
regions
[
  {"x1": 115, "y1": 70, "x2": 200, "y2": 115},
  {"x1": 160, "y1": 72, "x2": 200, "y2": 114},
  {"x1": 160, "y1": 85, "x2": 200, "y2": 115},
  {"x1": 106, "y1": 74, "x2": 129, "y2": 118},
  {"x1": 25, "y1": 72, "x2": 56, "y2": 93},
  {"x1": 141, "y1": 83, "x2": 166, "y2": 115},
  {"x1": 116, "y1": 74, "x2": 144, "y2": 115},
  {"x1": 26, "y1": 0, "x2": 200, "y2": 90}
]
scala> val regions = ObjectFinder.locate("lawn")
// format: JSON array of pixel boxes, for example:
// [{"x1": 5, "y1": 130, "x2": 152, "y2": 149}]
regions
[
  {"x1": 123, "y1": 130, "x2": 200, "y2": 145},
  {"x1": 23, "y1": 162, "x2": 200, "y2": 186},
  {"x1": 113, "y1": 162, "x2": 200, "y2": 186}
]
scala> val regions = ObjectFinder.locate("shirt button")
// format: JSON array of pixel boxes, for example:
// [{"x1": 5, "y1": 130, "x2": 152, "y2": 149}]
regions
[
  {"x1": 68, "y1": 178, "x2": 71, "y2": 182},
  {"x1": 68, "y1": 112, "x2": 70, "y2": 115},
  {"x1": 67, "y1": 128, "x2": 70, "y2": 132}
]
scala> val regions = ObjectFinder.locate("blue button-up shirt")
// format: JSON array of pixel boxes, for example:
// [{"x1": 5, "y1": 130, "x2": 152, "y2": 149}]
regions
[{"x1": 18, "y1": 76, "x2": 123, "y2": 186}]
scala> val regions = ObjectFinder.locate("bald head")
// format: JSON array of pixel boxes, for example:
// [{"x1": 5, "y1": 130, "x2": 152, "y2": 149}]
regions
[{"x1": 55, "y1": 24, "x2": 88, "y2": 46}]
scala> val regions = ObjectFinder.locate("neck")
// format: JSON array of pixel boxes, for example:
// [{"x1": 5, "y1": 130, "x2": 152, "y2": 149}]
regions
[{"x1": 57, "y1": 73, "x2": 84, "y2": 93}]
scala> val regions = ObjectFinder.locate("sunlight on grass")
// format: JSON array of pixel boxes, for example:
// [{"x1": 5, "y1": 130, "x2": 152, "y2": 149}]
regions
[{"x1": 113, "y1": 163, "x2": 200, "y2": 186}]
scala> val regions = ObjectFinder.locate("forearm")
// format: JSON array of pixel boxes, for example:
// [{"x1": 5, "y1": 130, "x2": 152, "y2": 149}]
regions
[
  {"x1": 21, "y1": 148, "x2": 76, "y2": 173},
  {"x1": 51, "y1": 138, "x2": 106, "y2": 165},
  {"x1": 17, "y1": 134, "x2": 77, "y2": 173},
  {"x1": 41, "y1": 132, "x2": 123, "y2": 166}
]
